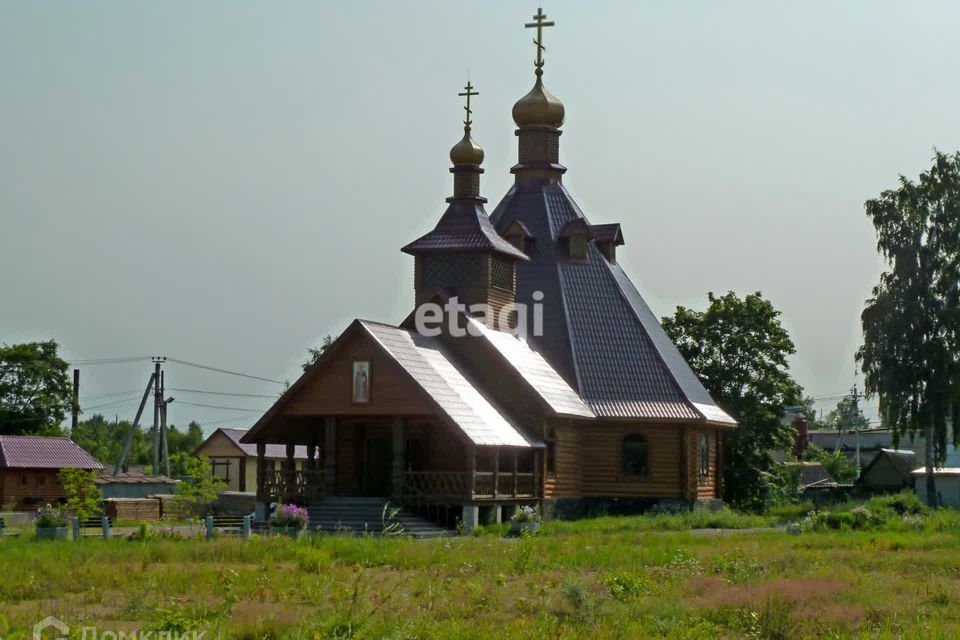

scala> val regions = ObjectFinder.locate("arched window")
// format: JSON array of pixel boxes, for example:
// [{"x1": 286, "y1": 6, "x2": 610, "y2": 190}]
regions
[{"x1": 621, "y1": 434, "x2": 649, "y2": 476}]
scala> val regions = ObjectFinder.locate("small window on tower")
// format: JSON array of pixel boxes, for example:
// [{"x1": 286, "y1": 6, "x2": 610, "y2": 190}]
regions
[{"x1": 490, "y1": 256, "x2": 515, "y2": 292}]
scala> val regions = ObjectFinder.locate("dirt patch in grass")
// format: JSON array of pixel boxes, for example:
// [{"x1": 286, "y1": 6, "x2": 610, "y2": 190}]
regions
[{"x1": 688, "y1": 577, "x2": 850, "y2": 610}]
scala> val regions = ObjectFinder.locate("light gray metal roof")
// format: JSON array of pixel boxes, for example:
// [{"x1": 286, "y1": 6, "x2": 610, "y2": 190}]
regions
[
  {"x1": 361, "y1": 321, "x2": 542, "y2": 448},
  {"x1": 467, "y1": 318, "x2": 595, "y2": 419}
]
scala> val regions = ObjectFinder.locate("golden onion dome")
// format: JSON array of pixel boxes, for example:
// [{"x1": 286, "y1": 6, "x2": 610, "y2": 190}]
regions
[
  {"x1": 449, "y1": 129, "x2": 484, "y2": 166},
  {"x1": 512, "y1": 77, "x2": 565, "y2": 128}
]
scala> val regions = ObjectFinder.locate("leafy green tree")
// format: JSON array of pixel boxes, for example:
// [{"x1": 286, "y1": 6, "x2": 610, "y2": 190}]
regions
[
  {"x1": 74, "y1": 416, "x2": 206, "y2": 475},
  {"x1": 302, "y1": 335, "x2": 334, "y2": 372},
  {"x1": 857, "y1": 151, "x2": 960, "y2": 506},
  {"x1": 175, "y1": 456, "x2": 227, "y2": 516},
  {"x1": 822, "y1": 396, "x2": 871, "y2": 432},
  {"x1": 663, "y1": 291, "x2": 804, "y2": 512},
  {"x1": 801, "y1": 444, "x2": 859, "y2": 483},
  {"x1": 0, "y1": 341, "x2": 73, "y2": 435},
  {"x1": 58, "y1": 467, "x2": 103, "y2": 523}
]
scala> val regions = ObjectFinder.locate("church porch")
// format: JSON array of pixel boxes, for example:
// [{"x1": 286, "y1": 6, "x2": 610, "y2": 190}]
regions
[{"x1": 254, "y1": 415, "x2": 541, "y2": 513}]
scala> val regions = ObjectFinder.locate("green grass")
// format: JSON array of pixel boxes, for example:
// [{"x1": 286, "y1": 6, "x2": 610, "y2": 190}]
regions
[{"x1": 2, "y1": 507, "x2": 960, "y2": 639}]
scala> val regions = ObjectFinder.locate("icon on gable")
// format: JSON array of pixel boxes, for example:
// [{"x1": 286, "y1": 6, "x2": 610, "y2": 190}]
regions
[{"x1": 352, "y1": 361, "x2": 370, "y2": 404}]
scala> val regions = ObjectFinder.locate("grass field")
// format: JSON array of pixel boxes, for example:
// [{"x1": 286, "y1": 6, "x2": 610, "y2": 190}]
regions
[{"x1": 2, "y1": 502, "x2": 960, "y2": 639}]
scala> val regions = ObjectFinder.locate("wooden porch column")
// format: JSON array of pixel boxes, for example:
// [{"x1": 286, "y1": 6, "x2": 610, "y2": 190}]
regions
[
  {"x1": 467, "y1": 447, "x2": 476, "y2": 499},
  {"x1": 391, "y1": 416, "x2": 405, "y2": 502},
  {"x1": 512, "y1": 451, "x2": 518, "y2": 497},
  {"x1": 285, "y1": 443, "x2": 295, "y2": 470},
  {"x1": 306, "y1": 443, "x2": 316, "y2": 472},
  {"x1": 324, "y1": 416, "x2": 336, "y2": 495},
  {"x1": 493, "y1": 450, "x2": 500, "y2": 498},
  {"x1": 256, "y1": 441, "x2": 266, "y2": 500}
]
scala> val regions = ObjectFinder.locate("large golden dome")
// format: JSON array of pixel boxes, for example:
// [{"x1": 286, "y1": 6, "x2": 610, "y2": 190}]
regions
[
  {"x1": 449, "y1": 129, "x2": 484, "y2": 166},
  {"x1": 512, "y1": 77, "x2": 565, "y2": 128}
]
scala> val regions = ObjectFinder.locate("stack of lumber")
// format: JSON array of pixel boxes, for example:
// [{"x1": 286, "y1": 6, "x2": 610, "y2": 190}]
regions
[
  {"x1": 153, "y1": 494, "x2": 205, "y2": 520},
  {"x1": 103, "y1": 498, "x2": 161, "y2": 521}
]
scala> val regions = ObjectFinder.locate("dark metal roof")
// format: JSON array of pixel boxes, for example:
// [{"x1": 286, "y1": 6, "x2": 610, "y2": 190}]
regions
[
  {"x1": 0, "y1": 435, "x2": 104, "y2": 470},
  {"x1": 490, "y1": 181, "x2": 734, "y2": 424},
  {"x1": 402, "y1": 200, "x2": 529, "y2": 260}
]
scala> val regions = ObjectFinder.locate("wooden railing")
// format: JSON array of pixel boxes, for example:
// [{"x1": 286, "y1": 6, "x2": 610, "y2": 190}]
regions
[
  {"x1": 403, "y1": 471, "x2": 468, "y2": 500},
  {"x1": 404, "y1": 471, "x2": 536, "y2": 502},
  {"x1": 262, "y1": 469, "x2": 324, "y2": 504}
]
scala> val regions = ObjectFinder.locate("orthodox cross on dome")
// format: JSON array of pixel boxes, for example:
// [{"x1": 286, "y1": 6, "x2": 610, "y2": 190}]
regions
[
  {"x1": 458, "y1": 80, "x2": 479, "y2": 132},
  {"x1": 525, "y1": 7, "x2": 555, "y2": 77}
]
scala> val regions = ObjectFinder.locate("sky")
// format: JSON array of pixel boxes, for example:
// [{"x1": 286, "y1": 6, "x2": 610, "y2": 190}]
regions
[{"x1": 2, "y1": 1, "x2": 959, "y2": 434}]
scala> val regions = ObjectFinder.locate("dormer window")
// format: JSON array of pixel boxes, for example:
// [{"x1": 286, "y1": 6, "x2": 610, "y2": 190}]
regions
[
  {"x1": 558, "y1": 219, "x2": 593, "y2": 261},
  {"x1": 502, "y1": 220, "x2": 534, "y2": 256},
  {"x1": 568, "y1": 235, "x2": 587, "y2": 259},
  {"x1": 590, "y1": 223, "x2": 625, "y2": 264}
]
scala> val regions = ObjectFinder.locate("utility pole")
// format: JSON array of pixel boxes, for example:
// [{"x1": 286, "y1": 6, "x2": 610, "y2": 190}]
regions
[
  {"x1": 851, "y1": 383, "x2": 863, "y2": 477},
  {"x1": 114, "y1": 371, "x2": 157, "y2": 476},
  {"x1": 71, "y1": 368, "x2": 80, "y2": 437},
  {"x1": 159, "y1": 370, "x2": 174, "y2": 477},
  {"x1": 151, "y1": 357, "x2": 165, "y2": 473}
]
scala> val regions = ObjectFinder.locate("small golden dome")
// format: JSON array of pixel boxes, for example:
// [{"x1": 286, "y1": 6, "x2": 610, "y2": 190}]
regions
[
  {"x1": 449, "y1": 129, "x2": 484, "y2": 166},
  {"x1": 512, "y1": 77, "x2": 565, "y2": 128}
]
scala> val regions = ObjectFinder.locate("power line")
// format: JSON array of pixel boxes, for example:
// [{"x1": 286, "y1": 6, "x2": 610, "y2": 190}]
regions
[
  {"x1": 80, "y1": 389, "x2": 142, "y2": 401},
  {"x1": 169, "y1": 388, "x2": 278, "y2": 399},
  {"x1": 82, "y1": 397, "x2": 144, "y2": 412},
  {"x1": 68, "y1": 356, "x2": 153, "y2": 365},
  {"x1": 166, "y1": 358, "x2": 285, "y2": 385},
  {"x1": 174, "y1": 400, "x2": 267, "y2": 413}
]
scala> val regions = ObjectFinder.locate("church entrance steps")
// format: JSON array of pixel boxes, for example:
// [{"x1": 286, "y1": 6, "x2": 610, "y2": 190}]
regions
[{"x1": 308, "y1": 497, "x2": 453, "y2": 539}]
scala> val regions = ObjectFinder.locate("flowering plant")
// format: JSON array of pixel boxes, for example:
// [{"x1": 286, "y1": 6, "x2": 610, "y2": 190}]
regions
[
  {"x1": 270, "y1": 503, "x2": 309, "y2": 529},
  {"x1": 34, "y1": 504, "x2": 68, "y2": 528},
  {"x1": 510, "y1": 505, "x2": 541, "y2": 524}
]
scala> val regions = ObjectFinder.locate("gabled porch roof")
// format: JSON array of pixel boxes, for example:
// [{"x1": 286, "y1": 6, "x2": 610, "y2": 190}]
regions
[{"x1": 242, "y1": 319, "x2": 543, "y2": 449}]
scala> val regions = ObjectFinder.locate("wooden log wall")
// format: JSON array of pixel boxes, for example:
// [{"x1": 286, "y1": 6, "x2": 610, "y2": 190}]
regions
[
  {"x1": 0, "y1": 470, "x2": 65, "y2": 511},
  {"x1": 543, "y1": 423, "x2": 582, "y2": 498},
  {"x1": 577, "y1": 423, "x2": 684, "y2": 499}
]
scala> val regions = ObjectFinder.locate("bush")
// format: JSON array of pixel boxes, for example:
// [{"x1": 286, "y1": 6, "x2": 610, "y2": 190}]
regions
[
  {"x1": 270, "y1": 504, "x2": 309, "y2": 529},
  {"x1": 34, "y1": 504, "x2": 68, "y2": 528},
  {"x1": 866, "y1": 492, "x2": 929, "y2": 517},
  {"x1": 767, "y1": 501, "x2": 814, "y2": 522}
]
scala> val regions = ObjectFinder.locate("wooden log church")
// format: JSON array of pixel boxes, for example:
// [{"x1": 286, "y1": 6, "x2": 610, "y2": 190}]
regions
[{"x1": 242, "y1": 9, "x2": 735, "y2": 528}]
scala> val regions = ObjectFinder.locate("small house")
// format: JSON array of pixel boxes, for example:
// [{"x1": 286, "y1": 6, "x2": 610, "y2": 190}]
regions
[
  {"x1": 96, "y1": 471, "x2": 178, "y2": 499},
  {"x1": 194, "y1": 427, "x2": 308, "y2": 493},
  {"x1": 860, "y1": 449, "x2": 916, "y2": 492},
  {"x1": 0, "y1": 435, "x2": 103, "y2": 511},
  {"x1": 913, "y1": 468, "x2": 960, "y2": 508}
]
